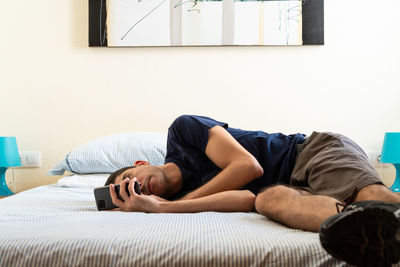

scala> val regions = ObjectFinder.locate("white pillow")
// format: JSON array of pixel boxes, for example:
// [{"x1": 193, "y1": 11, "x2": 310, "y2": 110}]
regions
[
  {"x1": 48, "y1": 132, "x2": 167, "y2": 175},
  {"x1": 57, "y1": 174, "x2": 110, "y2": 188}
]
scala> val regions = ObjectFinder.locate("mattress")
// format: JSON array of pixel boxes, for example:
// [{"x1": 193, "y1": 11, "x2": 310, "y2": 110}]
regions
[{"x1": 0, "y1": 182, "x2": 350, "y2": 266}]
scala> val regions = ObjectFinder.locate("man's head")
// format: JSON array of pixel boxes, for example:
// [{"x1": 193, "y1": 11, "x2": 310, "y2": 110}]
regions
[{"x1": 105, "y1": 161, "x2": 170, "y2": 197}]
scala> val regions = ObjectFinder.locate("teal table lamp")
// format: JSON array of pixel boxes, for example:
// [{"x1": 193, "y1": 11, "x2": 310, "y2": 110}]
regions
[
  {"x1": 0, "y1": 137, "x2": 21, "y2": 196},
  {"x1": 380, "y1": 132, "x2": 400, "y2": 192}
]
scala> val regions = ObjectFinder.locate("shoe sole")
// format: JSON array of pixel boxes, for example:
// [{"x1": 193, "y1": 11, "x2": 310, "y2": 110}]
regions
[{"x1": 320, "y1": 205, "x2": 400, "y2": 266}]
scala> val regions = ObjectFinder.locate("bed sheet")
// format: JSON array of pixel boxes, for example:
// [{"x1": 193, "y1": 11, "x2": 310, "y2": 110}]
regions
[{"x1": 0, "y1": 183, "x2": 350, "y2": 267}]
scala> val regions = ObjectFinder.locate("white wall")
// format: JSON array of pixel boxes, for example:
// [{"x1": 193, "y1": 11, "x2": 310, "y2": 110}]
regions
[{"x1": 1, "y1": 0, "x2": 399, "y2": 192}]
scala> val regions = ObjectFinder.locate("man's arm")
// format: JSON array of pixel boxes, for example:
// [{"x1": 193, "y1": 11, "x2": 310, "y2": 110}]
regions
[
  {"x1": 110, "y1": 178, "x2": 256, "y2": 213},
  {"x1": 181, "y1": 125, "x2": 264, "y2": 200},
  {"x1": 159, "y1": 190, "x2": 256, "y2": 213}
]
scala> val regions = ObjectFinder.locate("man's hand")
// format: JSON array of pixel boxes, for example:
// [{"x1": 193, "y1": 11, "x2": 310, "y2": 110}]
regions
[{"x1": 110, "y1": 178, "x2": 161, "y2": 212}]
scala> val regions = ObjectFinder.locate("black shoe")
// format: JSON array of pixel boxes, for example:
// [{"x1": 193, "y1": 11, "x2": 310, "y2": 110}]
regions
[{"x1": 319, "y1": 201, "x2": 400, "y2": 267}]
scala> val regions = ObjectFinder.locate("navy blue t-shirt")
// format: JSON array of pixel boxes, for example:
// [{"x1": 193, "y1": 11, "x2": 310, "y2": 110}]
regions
[{"x1": 165, "y1": 115, "x2": 305, "y2": 200}]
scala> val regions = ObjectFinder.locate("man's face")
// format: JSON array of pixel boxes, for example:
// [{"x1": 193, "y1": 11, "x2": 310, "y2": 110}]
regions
[{"x1": 114, "y1": 165, "x2": 169, "y2": 197}]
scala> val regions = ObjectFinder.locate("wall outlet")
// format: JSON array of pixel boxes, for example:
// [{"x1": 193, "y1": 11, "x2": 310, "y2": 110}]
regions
[{"x1": 19, "y1": 151, "x2": 41, "y2": 168}]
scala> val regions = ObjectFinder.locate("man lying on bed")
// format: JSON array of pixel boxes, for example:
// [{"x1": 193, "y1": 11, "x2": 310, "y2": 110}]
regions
[{"x1": 105, "y1": 115, "x2": 400, "y2": 266}]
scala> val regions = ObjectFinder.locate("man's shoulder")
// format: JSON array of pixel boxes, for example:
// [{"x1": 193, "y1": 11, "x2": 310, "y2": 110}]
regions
[
  {"x1": 169, "y1": 115, "x2": 227, "y2": 131},
  {"x1": 168, "y1": 115, "x2": 199, "y2": 135}
]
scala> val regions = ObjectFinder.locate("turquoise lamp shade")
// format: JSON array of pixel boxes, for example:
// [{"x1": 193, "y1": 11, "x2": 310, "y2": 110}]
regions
[
  {"x1": 380, "y1": 132, "x2": 400, "y2": 192},
  {"x1": 0, "y1": 137, "x2": 21, "y2": 196}
]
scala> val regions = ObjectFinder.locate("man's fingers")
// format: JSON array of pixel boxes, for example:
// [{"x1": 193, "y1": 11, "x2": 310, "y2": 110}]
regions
[
  {"x1": 119, "y1": 178, "x2": 130, "y2": 200},
  {"x1": 110, "y1": 184, "x2": 124, "y2": 207},
  {"x1": 128, "y1": 178, "x2": 135, "y2": 196}
]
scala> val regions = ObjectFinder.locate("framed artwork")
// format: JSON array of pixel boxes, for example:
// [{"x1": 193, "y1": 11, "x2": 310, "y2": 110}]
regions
[{"x1": 89, "y1": 0, "x2": 323, "y2": 47}]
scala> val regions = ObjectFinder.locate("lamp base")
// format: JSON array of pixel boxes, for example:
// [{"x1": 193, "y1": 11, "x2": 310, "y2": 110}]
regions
[
  {"x1": 0, "y1": 167, "x2": 14, "y2": 196},
  {"x1": 389, "y1": 164, "x2": 400, "y2": 193}
]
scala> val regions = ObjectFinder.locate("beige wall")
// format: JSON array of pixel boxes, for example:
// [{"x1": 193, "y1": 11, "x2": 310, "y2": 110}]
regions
[{"x1": 1, "y1": 0, "x2": 399, "y2": 193}]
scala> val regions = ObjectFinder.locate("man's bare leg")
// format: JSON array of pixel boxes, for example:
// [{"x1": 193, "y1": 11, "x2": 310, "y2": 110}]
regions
[
  {"x1": 255, "y1": 185, "x2": 341, "y2": 232},
  {"x1": 255, "y1": 183, "x2": 400, "y2": 232},
  {"x1": 354, "y1": 183, "x2": 400, "y2": 203}
]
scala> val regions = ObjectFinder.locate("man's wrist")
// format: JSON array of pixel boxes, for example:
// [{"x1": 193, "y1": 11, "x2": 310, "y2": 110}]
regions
[{"x1": 150, "y1": 195, "x2": 168, "y2": 202}]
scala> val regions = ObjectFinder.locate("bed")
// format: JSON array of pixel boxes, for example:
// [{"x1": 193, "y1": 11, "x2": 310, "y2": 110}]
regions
[
  {"x1": 2, "y1": 132, "x2": 396, "y2": 266},
  {"x1": 0, "y1": 174, "x2": 349, "y2": 266}
]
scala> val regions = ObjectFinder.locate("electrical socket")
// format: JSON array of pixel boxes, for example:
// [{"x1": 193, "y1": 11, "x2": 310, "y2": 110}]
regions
[{"x1": 19, "y1": 151, "x2": 41, "y2": 168}]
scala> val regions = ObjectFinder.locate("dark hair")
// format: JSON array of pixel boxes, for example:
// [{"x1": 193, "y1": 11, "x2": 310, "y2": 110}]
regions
[{"x1": 104, "y1": 166, "x2": 136, "y2": 186}]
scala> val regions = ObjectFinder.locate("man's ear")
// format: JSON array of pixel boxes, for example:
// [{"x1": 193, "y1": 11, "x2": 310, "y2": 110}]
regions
[{"x1": 134, "y1": 160, "x2": 151, "y2": 166}]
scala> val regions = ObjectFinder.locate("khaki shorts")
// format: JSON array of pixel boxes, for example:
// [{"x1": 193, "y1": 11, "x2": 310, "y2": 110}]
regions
[{"x1": 290, "y1": 132, "x2": 383, "y2": 204}]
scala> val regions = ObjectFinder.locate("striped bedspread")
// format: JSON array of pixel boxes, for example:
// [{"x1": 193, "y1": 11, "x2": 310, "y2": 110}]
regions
[{"x1": 0, "y1": 185, "x2": 350, "y2": 266}]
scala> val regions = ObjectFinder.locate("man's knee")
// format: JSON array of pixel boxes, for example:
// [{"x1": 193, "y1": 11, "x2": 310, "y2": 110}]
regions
[{"x1": 255, "y1": 185, "x2": 292, "y2": 217}]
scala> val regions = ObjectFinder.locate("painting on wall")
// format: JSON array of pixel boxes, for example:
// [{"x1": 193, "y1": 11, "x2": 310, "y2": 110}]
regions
[{"x1": 89, "y1": 0, "x2": 323, "y2": 47}]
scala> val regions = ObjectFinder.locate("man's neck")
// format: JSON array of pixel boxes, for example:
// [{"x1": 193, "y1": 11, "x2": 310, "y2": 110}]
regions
[{"x1": 160, "y1": 163, "x2": 183, "y2": 196}]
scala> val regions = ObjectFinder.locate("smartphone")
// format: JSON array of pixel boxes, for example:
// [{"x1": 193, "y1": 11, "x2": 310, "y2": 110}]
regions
[{"x1": 94, "y1": 181, "x2": 142, "y2": 211}]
